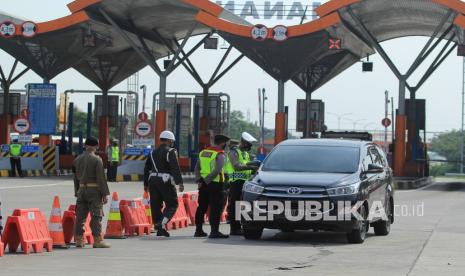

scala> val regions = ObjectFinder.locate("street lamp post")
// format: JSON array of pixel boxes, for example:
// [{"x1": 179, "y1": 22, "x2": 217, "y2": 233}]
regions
[{"x1": 344, "y1": 118, "x2": 366, "y2": 131}]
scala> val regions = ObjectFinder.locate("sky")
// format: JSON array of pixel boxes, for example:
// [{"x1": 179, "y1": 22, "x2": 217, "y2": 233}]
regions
[{"x1": 0, "y1": 0, "x2": 463, "y2": 135}]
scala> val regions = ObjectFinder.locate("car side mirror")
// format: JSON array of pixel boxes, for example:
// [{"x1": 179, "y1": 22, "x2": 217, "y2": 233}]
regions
[{"x1": 366, "y1": 164, "x2": 384, "y2": 174}]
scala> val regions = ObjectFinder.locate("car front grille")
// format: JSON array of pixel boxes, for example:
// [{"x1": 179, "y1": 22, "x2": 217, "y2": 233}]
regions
[{"x1": 262, "y1": 186, "x2": 328, "y2": 199}]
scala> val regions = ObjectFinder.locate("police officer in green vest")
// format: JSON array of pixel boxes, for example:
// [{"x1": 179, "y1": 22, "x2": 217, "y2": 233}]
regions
[
  {"x1": 107, "y1": 139, "x2": 120, "y2": 182},
  {"x1": 225, "y1": 132, "x2": 259, "y2": 235},
  {"x1": 194, "y1": 134, "x2": 230, "y2": 239},
  {"x1": 9, "y1": 138, "x2": 23, "y2": 177}
]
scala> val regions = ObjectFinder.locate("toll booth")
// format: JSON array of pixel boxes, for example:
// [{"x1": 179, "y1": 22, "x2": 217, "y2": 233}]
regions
[
  {"x1": 296, "y1": 99, "x2": 325, "y2": 138},
  {"x1": 404, "y1": 99, "x2": 428, "y2": 177}
]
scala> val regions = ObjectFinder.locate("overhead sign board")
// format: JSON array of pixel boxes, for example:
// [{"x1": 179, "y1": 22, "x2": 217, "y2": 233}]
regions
[
  {"x1": 251, "y1": 24, "x2": 268, "y2": 41},
  {"x1": 216, "y1": 1, "x2": 321, "y2": 21},
  {"x1": 135, "y1": 121, "x2": 152, "y2": 137},
  {"x1": 13, "y1": 117, "x2": 31, "y2": 134},
  {"x1": 21, "y1": 21, "x2": 37, "y2": 38},
  {"x1": 27, "y1": 83, "x2": 57, "y2": 135},
  {"x1": 0, "y1": 21, "x2": 16, "y2": 38}
]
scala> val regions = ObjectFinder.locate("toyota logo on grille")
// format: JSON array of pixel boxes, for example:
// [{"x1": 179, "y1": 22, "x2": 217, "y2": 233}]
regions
[{"x1": 287, "y1": 187, "x2": 302, "y2": 195}]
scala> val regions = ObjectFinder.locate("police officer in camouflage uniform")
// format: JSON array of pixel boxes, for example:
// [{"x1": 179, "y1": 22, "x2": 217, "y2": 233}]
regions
[{"x1": 73, "y1": 137, "x2": 111, "y2": 248}]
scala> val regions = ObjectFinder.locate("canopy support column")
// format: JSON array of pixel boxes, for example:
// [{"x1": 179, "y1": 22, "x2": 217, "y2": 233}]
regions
[
  {"x1": 0, "y1": 61, "x2": 30, "y2": 145},
  {"x1": 346, "y1": 7, "x2": 456, "y2": 177},
  {"x1": 275, "y1": 80, "x2": 286, "y2": 145}
]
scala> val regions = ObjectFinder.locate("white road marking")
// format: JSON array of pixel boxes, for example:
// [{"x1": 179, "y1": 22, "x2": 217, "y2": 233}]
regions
[{"x1": 0, "y1": 182, "x2": 71, "y2": 190}]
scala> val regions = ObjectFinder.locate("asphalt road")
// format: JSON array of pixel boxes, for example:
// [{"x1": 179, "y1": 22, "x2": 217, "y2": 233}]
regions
[{"x1": 0, "y1": 177, "x2": 464, "y2": 276}]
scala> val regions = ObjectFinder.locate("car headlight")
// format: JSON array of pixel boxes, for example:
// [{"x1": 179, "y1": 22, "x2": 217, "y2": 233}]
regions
[
  {"x1": 243, "y1": 181, "x2": 264, "y2": 194},
  {"x1": 326, "y1": 183, "x2": 359, "y2": 196}
]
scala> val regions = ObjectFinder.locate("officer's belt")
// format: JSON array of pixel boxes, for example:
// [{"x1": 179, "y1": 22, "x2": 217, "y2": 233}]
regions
[
  {"x1": 149, "y1": 173, "x2": 174, "y2": 183},
  {"x1": 80, "y1": 183, "x2": 99, "y2": 188}
]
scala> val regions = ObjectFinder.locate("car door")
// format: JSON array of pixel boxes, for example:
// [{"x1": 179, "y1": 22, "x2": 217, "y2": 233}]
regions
[
  {"x1": 374, "y1": 146, "x2": 392, "y2": 210},
  {"x1": 361, "y1": 146, "x2": 377, "y2": 208},
  {"x1": 369, "y1": 146, "x2": 387, "y2": 208}
]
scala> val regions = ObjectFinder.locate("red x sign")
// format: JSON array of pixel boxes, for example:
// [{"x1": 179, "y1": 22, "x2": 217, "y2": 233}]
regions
[{"x1": 329, "y1": 38, "x2": 342, "y2": 50}]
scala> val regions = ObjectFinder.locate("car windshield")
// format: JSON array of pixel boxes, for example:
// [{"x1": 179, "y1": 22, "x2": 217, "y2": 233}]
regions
[{"x1": 262, "y1": 145, "x2": 360, "y2": 173}]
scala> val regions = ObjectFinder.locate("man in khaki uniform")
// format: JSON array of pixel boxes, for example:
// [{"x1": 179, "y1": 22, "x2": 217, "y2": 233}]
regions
[{"x1": 73, "y1": 137, "x2": 111, "y2": 248}]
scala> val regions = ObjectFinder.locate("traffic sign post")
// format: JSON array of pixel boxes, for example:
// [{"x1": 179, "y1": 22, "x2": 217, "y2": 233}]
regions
[
  {"x1": 251, "y1": 24, "x2": 268, "y2": 41},
  {"x1": 0, "y1": 21, "x2": 16, "y2": 38},
  {"x1": 382, "y1": 118, "x2": 391, "y2": 127},
  {"x1": 138, "y1": 112, "x2": 148, "y2": 121},
  {"x1": 21, "y1": 21, "x2": 38, "y2": 38},
  {"x1": 272, "y1": 25, "x2": 288, "y2": 42},
  {"x1": 134, "y1": 121, "x2": 152, "y2": 137},
  {"x1": 13, "y1": 117, "x2": 31, "y2": 134}
]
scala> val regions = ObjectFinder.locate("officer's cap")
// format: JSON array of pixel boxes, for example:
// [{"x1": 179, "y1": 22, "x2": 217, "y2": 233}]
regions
[
  {"x1": 214, "y1": 134, "x2": 230, "y2": 145},
  {"x1": 85, "y1": 136, "x2": 99, "y2": 146},
  {"x1": 241, "y1": 132, "x2": 257, "y2": 143}
]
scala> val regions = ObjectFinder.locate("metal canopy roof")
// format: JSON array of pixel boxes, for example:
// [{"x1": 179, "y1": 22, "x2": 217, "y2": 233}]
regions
[
  {"x1": 332, "y1": 0, "x2": 463, "y2": 43},
  {"x1": 0, "y1": 0, "x2": 214, "y2": 90},
  {"x1": 187, "y1": 0, "x2": 465, "y2": 93}
]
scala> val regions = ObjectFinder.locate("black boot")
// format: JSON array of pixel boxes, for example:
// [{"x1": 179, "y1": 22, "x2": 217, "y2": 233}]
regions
[
  {"x1": 194, "y1": 227, "x2": 208, "y2": 237},
  {"x1": 209, "y1": 231, "x2": 229, "y2": 239},
  {"x1": 156, "y1": 224, "x2": 170, "y2": 237},
  {"x1": 209, "y1": 224, "x2": 229, "y2": 239}
]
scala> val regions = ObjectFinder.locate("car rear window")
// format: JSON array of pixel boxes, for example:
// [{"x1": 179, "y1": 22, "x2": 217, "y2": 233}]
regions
[{"x1": 262, "y1": 145, "x2": 360, "y2": 173}]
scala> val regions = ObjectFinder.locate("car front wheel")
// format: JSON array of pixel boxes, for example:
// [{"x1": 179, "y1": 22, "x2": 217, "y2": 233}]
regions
[
  {"x1": 346, "y1": 205, "x2": 368, "y2": 244},
  {"x1": 373, "y1": 199, "x2": 392, "y2": 236}
]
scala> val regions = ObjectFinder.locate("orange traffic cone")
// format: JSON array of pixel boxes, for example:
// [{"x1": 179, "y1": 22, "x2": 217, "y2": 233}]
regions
[
  {"x1": 104, "y1": 192, "x2": 126, "y2": 239},
  {"x1": 142, "y1": 191, "x2": 154, "y2": 233},
  {"x1": 49, "y1": 196, "x2": 68, "y2": 248}
]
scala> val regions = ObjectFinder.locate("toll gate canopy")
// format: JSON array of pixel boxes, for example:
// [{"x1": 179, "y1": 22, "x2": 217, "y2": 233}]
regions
[{"x1": 188, "y1": 0, "x2": 465, "y2": 93}]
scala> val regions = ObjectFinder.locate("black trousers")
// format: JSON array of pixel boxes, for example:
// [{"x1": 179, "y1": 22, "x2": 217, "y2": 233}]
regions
[
  {"x1": 195, "y1": 182, "x2": 225, "y2": 232},
  {"x1": 148, "y1": 177, "x2": 179, "y2": 226},
  {"x1": 107, "y1": 162, "x2": 118, "y2": 181},
  {"x1": 228, "y1": 180, "x2": 245, "y2": 230},
  {"x1": 9, "y1": 157, "x2": 22, "y2": 177}
]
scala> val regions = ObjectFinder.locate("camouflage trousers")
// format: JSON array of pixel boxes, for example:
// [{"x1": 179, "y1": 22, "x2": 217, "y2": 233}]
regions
[{"x1": 75, "y1": 188, "x2": 104, "y2": 237}]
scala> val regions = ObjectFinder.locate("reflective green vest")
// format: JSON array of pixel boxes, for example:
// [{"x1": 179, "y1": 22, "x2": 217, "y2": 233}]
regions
[
  {"x1": 111, "y1": 146, "x2": 119, "y2": 162},
  {"x1": 226, "y1": 148, "x2": 251, "y2": 182},
  {"x1": 199, "y1": 149, "x2": 224, "y2": 183},
  {"x1": 9, "y1": 144, "x2": 22, "y2": 157}
]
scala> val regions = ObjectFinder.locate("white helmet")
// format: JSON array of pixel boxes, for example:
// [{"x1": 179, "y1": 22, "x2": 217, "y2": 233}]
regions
[
  {"x1": 241, "y1": 132, "x2": 257, "y2": 143},
  {"x1": 160, "y1": 130, "x2": 175, "y2": 141}
]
